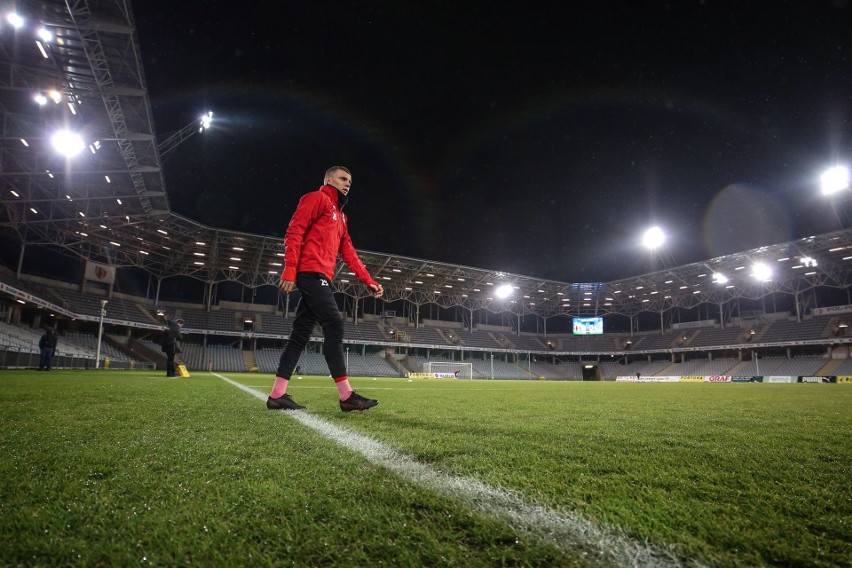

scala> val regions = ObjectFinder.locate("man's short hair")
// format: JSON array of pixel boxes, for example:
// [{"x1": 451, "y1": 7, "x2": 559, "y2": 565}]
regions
[{"x1": 325, "y1": 166, "x2": 351, "y2": 180}]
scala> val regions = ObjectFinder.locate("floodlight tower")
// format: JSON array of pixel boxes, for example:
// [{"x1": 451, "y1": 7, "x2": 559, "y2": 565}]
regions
[{"x1": 157, "y1": 111, "x2": 214, "y2": 161}]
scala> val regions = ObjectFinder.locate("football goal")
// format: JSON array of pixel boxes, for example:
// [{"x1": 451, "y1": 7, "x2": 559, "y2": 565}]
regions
[{"x1": 425, "y1": 361, "x2": 473, "y2": 380}]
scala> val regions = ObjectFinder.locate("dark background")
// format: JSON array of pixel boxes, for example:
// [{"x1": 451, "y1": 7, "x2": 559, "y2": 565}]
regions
[{"x1": 133, "y1": 1, "x2": 852, "y2": 283}]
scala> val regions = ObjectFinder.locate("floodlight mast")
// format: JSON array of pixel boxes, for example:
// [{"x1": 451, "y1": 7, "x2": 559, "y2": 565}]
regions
[
  {"x1": 95, "y1": 299, "x2": 107, "y2": 369},
  {"x1": 157, "y1": 111, "x2": 214, "y2": 161}
]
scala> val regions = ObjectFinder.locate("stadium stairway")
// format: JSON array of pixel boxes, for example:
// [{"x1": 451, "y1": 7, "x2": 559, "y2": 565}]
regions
[
  {"x1": 437, "y1": 328, "x2": 461, "y2": 345},
  {"x1": 135, "y1": 304, "x2": 161, "y2": 324},
  {"x1": 384, "y1": 351, "x2": 412, "y2": 376},
  {"x1": 816, "y1": 357, "x2": 843, "y2": 376},
  {"x1": 103, "y1": 333, "x2": 149, "y2": 364},
  {"x1": 726, "y1": 360, "x2": 751, "y2": 376},
  {"x1": 124, "y1": 335, "x2": 166, "y2": 371},
  {"x1": 750, "y1": 325, "x2": 769, "y2": 342},
  {"x1": 654, "y1": 360, "x2": 678, "y2": 376},
  {"x1": 680, "y1": 330, "x2": 700, "y2": 346},
  {"x1": 399, "y1": 353, "x2": 424, "y2": 373},
  {"x1": 243, "y1": 350, "x2": 258, "y2": 372}
]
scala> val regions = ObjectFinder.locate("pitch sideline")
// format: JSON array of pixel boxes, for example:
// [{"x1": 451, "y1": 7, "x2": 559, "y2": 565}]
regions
[{"x1": 214, "y1": 372, "x2": 692, "y2": 568}]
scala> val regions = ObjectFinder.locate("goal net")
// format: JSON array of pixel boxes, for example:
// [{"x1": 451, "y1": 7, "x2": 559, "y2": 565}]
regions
[{"x1": 425, "y1": 361, "x2": 473, "y2": 380}]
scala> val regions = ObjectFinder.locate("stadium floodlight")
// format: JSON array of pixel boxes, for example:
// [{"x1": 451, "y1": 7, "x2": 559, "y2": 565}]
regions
[
  {"x1": 751, "y1": 262, "x2": 772, "y2": 282},
  {"x1": 821, "y1": 165, "x2": 850, "y2": 195},
  {"x1": 159, "y1": 110, "x2": 214, "y2": 160},
  {"x1": 495, "y1": 284, "x2": 513, "y2": 299},
  {"x1": 712, "y1": 272, "x2": 729, "y2": 284},
  {"x1": 36, "y1": 27, "x2": 53, "y2": 42},
  {"x1": 6, "y1": 12, "x2": 24, "y2": 28},
  {"x1": 198, "y1": 111, "x2": 213, "y2": 132},
  {"x1": 51, "y1": 130, "x2": 85, "y2": 157},
  {"x1": 642, "y1": 226, "x2": 665, "y2": 249}
]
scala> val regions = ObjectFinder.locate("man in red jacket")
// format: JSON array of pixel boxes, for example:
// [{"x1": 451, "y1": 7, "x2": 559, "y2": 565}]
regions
[{"x1": 267, "y1": 166, "x2": 384, "y2": 412}]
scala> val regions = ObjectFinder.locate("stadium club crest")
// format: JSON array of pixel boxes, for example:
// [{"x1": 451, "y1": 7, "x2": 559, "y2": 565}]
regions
[{"x1": 84, "y1": 261, "x2": 116, "y2": 285}]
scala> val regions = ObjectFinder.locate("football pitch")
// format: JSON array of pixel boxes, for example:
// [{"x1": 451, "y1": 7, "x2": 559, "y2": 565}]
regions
[{"x1": 0, "y1": 371, "x2": 848, "y2": 567}]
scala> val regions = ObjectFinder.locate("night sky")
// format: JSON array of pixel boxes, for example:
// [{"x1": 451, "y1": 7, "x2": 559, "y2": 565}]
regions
[{"x1": 133, "y1": 1, "x2": 851, "y2": 283}]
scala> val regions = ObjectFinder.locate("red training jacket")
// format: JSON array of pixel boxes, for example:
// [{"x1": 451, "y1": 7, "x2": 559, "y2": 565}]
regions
[{"x1": 281, "y1": 184, "x2": 377, "y2": 288}]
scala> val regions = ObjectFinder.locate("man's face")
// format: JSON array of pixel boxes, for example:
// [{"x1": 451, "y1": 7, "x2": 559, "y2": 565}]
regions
[{"x1": 325, "y1": 170, "x2": 352, "y2": 195}]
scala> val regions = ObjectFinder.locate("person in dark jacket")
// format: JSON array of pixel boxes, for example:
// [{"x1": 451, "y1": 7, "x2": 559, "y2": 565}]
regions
[
  {"x1": 267, "y1": 166, "x2": 383, "y2": 412},
  {"x1": 161, "y1": 318, "x2": 184, "y2": 377},
  {"x1": 38, "y1": 328, "x2": 58, "y2": 371}
]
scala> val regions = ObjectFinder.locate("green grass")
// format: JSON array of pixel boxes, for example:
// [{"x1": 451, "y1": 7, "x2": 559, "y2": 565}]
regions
[{"x1": 1, "y1": 371, "x2": 849, "y2": 567}]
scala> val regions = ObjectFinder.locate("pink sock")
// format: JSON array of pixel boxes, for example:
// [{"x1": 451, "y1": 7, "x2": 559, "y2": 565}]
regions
[
  {"x1": 334, "y1": 376, "x2": 353, "y2": 400},
  {"x1": 270, "y1": 376, "x2": 289, "y2": 398}
]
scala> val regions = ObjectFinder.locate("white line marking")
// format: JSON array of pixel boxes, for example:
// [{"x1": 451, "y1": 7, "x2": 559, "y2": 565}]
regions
[{"x1": 214, "y1": 372, "x2": 692, "y2": 567}]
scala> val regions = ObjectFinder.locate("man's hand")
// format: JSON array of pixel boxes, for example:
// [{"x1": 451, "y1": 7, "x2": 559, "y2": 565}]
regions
[
  {"x1": 279, "y1": 279, "x2": 296, "y2": 294},
  {"x1": 369, "y1": 283, "x2": 384, "y2": 298}
]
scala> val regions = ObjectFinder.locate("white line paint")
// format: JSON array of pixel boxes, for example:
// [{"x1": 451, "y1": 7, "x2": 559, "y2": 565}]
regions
[{"x1": 215, "y1": 373, "x2": 692, "y2": 568}]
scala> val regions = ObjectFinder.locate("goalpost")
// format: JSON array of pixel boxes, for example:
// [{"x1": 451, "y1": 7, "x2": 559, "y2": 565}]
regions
[{"x1": 425, "y1": 361, "x2": 473, "y2": 380}]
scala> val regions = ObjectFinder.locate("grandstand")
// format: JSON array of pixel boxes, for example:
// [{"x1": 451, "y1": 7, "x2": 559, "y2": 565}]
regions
[
  {"x1": 629, "y1": 329, "x2": 686, "y2": 351},
  {"x1": 394, "y1": 326, "x2": 446, "y2": 346},
  {"x1": 179, "y1": 308, "x2": 241, "y2": 332},
  {"x1": 829, "y1": 357, "x2": 852, "y2": 375},
  {"x1": 0, "y1": 321, "x2": 152, "y2": 370},
  {"x1": 51, "y1": 288, "x2": 158, "y2": 325},
  {"x1": 756, "y1": 317, "x2": 834, "y2": 343},
  {"x1": 503, "y1": 333, "x2": 550, "y2": 352},
  {"x1": 687, "y1": 326, "x2": 749, "y2": 348},
  {"x1": 344, "y1": 353, "x2": 399, "y2": 377},
  {"x1": 729, "y1": 355, "x2": 827, "y2": 377},
  {"x1": 444, "y1": 328, "x2": 504, "y2": 350},
  {"x1": 345, "y1": 322, "x2": 394, "y2": 343},
  {"x1": 470, "y1": 358, "x2": 536, "y2": 380},
  {"x1": 529, "y1": 359, "x2": 577, "y2": 380},
  {"x1": 561, "y1": 334, "x2": 622, "y2": 352},
  {"x1": 5, "y1": 269, "x2": 852, "y2": 378},
  {"x1": 258, "y1": 316, "x2": 294, "y2": 336}
]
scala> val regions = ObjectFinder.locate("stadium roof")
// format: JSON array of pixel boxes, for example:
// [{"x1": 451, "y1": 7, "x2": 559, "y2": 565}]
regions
[{"x1": 3, "y1": 0, "x2": 852, "y2": 321}]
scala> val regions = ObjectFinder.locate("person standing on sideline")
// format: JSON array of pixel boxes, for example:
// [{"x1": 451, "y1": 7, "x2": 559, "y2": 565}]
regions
[
  {"x1": 161, "y1": 317, "x2": 184, "y2": 377},
  {"x1": 38, "y1": 328, "x2": 57, "y2": 371},
  {"x1": 268, "y1": 166, "x2": 383, "y2": 412}
]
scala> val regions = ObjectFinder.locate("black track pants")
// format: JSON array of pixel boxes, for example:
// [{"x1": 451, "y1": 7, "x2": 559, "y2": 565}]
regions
[{"x1": 276, "y1": 272, "x2": 346, "y2": 378}]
